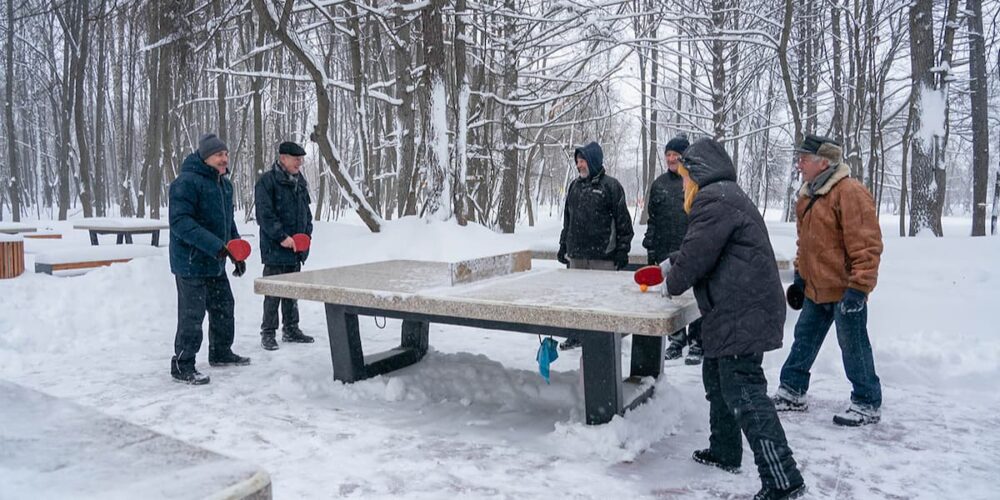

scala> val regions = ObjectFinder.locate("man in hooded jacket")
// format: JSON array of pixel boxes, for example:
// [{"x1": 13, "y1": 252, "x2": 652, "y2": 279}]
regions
[
  {"x1": 556, "y1": 141, "x2": 633, "y2": 350},
  {"x1": 663, "y1": 138, "x2": 806, "y2": 500}
]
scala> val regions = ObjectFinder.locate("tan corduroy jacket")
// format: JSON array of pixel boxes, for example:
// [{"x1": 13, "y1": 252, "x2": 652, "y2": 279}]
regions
[{"x1": 794, "y1": 163, "x2": 883, "y2": 304}]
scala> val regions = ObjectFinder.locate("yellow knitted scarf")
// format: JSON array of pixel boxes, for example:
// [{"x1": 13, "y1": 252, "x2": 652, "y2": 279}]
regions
[{"x1": 678, "y1": 164, "x2": 699, "y2": 214}]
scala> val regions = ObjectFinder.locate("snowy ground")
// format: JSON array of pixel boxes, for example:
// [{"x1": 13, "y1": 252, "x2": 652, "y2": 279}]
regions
[{"x1": 1, "y1": 213, "x2": 998, "y2": 499}]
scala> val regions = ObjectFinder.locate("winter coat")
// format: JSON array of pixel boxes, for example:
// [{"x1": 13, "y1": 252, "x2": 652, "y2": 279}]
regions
[
  {"x1": 255, "y1": 161, "x2": 314, "y2": 266},
  {"x1": 559, "y1": 142, "x2": 634, "y2": 261},
  {"x1": 643, "y1": 170, "x2": 688, "y2": 264},
  {"x1": 794, "y1": 162, "x2": 883, "y2": 304},
  {"x1": 665, "y1": 138, "x2": 785, "y2": 358},
  {"x1": 169, "y1": 153, "x2": 240, "y2": 278}
]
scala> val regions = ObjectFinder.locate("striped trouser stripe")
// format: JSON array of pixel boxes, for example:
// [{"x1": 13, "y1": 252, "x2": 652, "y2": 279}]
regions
[{"x1": 760, "y1": 439, "x2": 789, "y2": 490}]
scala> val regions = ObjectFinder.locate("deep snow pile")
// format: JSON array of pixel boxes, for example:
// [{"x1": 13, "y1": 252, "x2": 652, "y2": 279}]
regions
[{"x1": 1, "y1": 214, "x2": 997, "y2": 499}]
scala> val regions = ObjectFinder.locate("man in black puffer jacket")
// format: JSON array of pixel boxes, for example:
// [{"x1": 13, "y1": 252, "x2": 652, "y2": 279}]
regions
[
  {"x1": 643, "y1": 135, "x2": 703, "y2": 364},
  {"x1": 664, "y1": 138, "x2": 806, "y2": 500},
  {"x1": 255, "y1": 141, "x2": 315, "y2": 351},
  {"x1": 557, "y1": 141, "x2": 633, "y2": 350}
]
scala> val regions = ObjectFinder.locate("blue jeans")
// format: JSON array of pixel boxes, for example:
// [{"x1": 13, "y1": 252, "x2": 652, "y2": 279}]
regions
[{"x1": 779, "y1": 298, "x2": 882, "y2": 408}]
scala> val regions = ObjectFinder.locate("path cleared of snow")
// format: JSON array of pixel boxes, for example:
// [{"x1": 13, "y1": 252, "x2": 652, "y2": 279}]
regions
[{"x1": 1, "y1": 215, "x2": 998, "y2": 499}]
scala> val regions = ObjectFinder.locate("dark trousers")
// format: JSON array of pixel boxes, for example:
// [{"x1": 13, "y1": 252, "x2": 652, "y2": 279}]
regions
[
  {"x1": 668, "y1": 317, "x2": 703, "y2": 348},
  {"x1": 173, "y1": 275, "x2": 235, "y2": 368},
  {"x1": 779, "y1": 297, "x2": 882, "y2": 408},
  {"x1": 703, "y1": 353, "x2": 803, "y2": 490},
  {"x1": 261, "y1": 263, "x2": 301, "y2": 334}
]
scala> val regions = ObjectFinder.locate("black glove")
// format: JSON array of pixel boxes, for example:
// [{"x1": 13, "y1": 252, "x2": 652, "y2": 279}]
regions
[
  {"x1": 839, "y1": 288, "x2": 866, "y2": 314},
  {"x1": 786, "y1": 271, "x2": 805, "y2": 310},
  {"x1": 557, "y1": 247, "x2": 569, "y2": 266},
  {"x1": 232, "y1": 259, "x2": 246, "y2": 277},
  {"x1": 613, "y1": 250, "x2": 629, "y2": 271}
]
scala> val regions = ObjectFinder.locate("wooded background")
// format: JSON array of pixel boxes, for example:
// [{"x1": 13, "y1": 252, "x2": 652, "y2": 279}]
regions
[{"x1": 2, "y1": 0, "x2": 999, "y2": 236}]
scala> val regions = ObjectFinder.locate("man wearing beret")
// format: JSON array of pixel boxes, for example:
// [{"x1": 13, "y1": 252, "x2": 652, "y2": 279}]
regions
[
  {"x1": 643, "y1": 134, "x2": 703, "y2": 365},
  {"x1": 772, "y1": 134, "x2": 884, "y2": 427},
  {"x1": 255, "y1": 141, "x2": 315, "y2": 351},
  {"x1": 168, "y1": 133, "x2": 251, "y2": 385}
]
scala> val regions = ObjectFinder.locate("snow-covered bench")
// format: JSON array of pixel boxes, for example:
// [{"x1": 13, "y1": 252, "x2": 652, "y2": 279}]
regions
[
  {"x1": 73, "y1": 218, "x2": 169, "y2": 246},
  {"x1": 34, "y1": 245, "x2": 162, "y2": 275}
]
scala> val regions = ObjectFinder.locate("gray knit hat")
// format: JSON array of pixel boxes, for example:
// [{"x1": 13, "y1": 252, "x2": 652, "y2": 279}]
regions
[{"x1": 197, "y1": 133, "x2": 228, "y2": 160}]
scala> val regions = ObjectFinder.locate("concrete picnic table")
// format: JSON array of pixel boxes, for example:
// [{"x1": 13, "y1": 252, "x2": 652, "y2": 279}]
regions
[
  {"x1": 528, "y1": 242, "x2": 793, "y2": 275},
  {"x1": 73, "y1": 218, "x2": 169, "y2": 246},
  {"x1": 0, "y1": 380, "x2": 272, "y2": 499},
  {"x1": 255, "y1": 253, "x2": 700, "y2": 425}
]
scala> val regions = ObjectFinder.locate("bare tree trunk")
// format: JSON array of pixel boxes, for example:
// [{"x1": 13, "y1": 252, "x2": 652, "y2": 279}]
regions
[
  {"x1": 453, "y1": 0, "x2": 470, "y2": 225},
  {"x1": 966, "y1": 0, "x2": 988, "y2": 236},
  {"x1": 3, "y1": 0, "x2": 20, "y2": 221},
  {"x1": 497, "y1": 0, "x2": 519, "y2": 233},
  {"x1": 395, "y1": 6, "x2": 418, "y2": 217},
  {"x1": 93, "y1": 0, "x2": 109, "y2": 216},
  {"x1": 907, "y1": 0, "x2": 938, "y2": 236},
  {"x1": 830, "y1": 0, "x2": 844, "y2": 146},
  {"x1": 72, "y1": 0, "x2": 94, "y2": 217},
  {"x1": 710, "y1": 0, "x2": 726, "y2": 139},
  {"x1": 778, "y1": 0, "x2": 802, "y2": 222},
  {"x1": 421, "y1": 0, "x2": 450, "y2": 219},
  {"x1": 644, "y1": 16, "x2": 659, "y2": 223}
]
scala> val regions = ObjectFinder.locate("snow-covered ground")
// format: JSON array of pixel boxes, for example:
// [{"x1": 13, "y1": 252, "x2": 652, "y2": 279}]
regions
[{"x1": 1, "y1": 213, "x2": 998, "y2": 499}]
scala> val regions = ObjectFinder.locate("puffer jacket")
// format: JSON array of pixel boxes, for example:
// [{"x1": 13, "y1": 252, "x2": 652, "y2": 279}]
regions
[
  {"x1": 168, "y1": 153, "x2": 239, "y2": 278},
  {"x1": 794, "y1": 162, "x2": 883, "y2": 303},
  {"x1": 665, "y1": 138, "x2": 785, "y2": 358}
]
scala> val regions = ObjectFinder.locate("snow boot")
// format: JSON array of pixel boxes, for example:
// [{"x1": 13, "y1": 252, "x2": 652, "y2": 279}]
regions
[
  {"x1": 691, "y1": 449, "x2": 741, "y2": 474},
  {"x1": 771, "y1": 387, "x2": 808, "y2": 412},
  {"x1": 664, "y1": 342, "x2": 684, "y2": 360},
  {"x1": 685, "y1": 344, "x2": 703, "y2": 365},
  {"x1": 559, "y1": 337, "x2": 582, "y2": 351},
  {"x1": 753, "y1": 483, "x2": 807, "y2": 500},
  {"x1": 282, "y1": 326, "x2": 314, "y2": 344},
  {"x1": 171, "y1": 359, "x2": 210, "y2": 385},
  {"x1": 833, "y1": 404, "x2": 881, "y2": 426},
  {"x1": 261, "y1": 332, "x2": 279, "y2": 351},
  {"x1": 209, "y1": 351, "x2": 252, "y2": 367}
]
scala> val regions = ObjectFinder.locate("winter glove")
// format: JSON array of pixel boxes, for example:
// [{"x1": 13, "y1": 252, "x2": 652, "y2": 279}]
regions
[
  {"x1": 556, "y1": 246, "x2": 569, "y2": 266},
  {"x1": 613, "y1": 250, "x2": 629, "y2": 271},
  {"x1": 232, "y1": 259, "x2": 246, "y2": 278},
  {"x1": 659, "y1": 259, "x2": 672, "y2": 298},
  {"x1": 839, "y1": 288, "x2": 866, "y2": 314},
  {"x1": 786, "y1": 271, "x2": 805, "y2": 310}
]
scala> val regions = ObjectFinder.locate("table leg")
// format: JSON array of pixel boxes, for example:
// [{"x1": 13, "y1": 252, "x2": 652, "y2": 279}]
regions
[
  {"x1": 124, "y1": 233, "x2": 134, "y2": 244},
  {"x1": 152, "y1": 231, "x2": 160, "y2": 247},
  {"x1": 630, "y1": 334, "x2": 664, "y2": 378},
  {"x1": 89, "y1": 231, "x2": 99, "y2": 246},
  {"x1": 580, "y1": 331, "x2": 623, "y2": 425},
  {"x1": 116, "y1": 234, "x2": 124, "y2": 245},
  {"x1": 324, "y1": 305, "x2": 365, "y2": 383}
]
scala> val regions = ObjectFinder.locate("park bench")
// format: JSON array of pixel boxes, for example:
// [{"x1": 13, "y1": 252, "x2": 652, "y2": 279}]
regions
[
  {"x1": 34, "y1": 245, "x2": 162, "y2": 275},
  {"x1": 73, "y1": 218, "x2": 169, "y2": 246}
]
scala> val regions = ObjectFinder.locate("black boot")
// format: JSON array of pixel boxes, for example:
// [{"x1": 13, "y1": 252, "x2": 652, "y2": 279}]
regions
[
  {"x1": 753, "y1": 483, "x2": 806, "y2": 500},
  {"x1": 282, "y1": 326, "x2": 315, "y2": 343},
  {"x1": 685, "y1": 344, "x2": 703, "y2": 365},
  {"x1": 209, "y1": 351, "x2": 252, "y2": 367},
  {"x1": 665, "y1": 342, "x2": 684, "y2": 360},
  {"x1": 171, "y1": 359, "x2": 210, "y2": 385},
  {"x1": 261, "y1": 332, "x2": 279, "y2": 351},
  {"x1": 692, "y1": 449, "x2": 741, "y2": 474}
]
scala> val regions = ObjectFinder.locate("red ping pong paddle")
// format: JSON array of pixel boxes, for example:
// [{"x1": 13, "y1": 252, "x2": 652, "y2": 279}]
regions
[
  {"x1": 291, "y1": 233, "x2": 311, "y2": 252},
  {"x1": 227, "y1": 239, "x2": 252, "y2": 262},
  {"x1": 633, "y1": 265, "x2": 664, "y2": 287}
]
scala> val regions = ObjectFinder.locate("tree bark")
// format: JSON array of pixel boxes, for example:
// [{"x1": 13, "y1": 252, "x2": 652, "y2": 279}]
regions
[
  {"x1": 4, "y1": 0, "x2": 20, "y2": 221},
  {"x1": 966, "y1": 0, "x2": 988, "y2": 236}
]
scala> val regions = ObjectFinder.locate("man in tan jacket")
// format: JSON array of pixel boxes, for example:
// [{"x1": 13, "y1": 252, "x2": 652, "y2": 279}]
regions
[{"x1": 772, "y1": 134, "x2": 884, "y2": 427}]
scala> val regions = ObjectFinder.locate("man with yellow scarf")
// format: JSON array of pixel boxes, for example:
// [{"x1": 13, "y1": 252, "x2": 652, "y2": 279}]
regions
[{"x1": 662, "y1": 138, "x2": 806, "y2": 500}]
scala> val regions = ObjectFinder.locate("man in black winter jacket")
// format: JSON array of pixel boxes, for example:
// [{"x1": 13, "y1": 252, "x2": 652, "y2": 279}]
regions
[
  {"x1": 643, "y1": 135, "x2": 703, "y2": 364},
  {"x1": 255, "y1": 141, "x2": 315, "y2": 351},
  {"x1": 663, "y1": 138, "x2": 806, "y2": 500},
  {"x1": 557, "y1": 141, "x2": 633, "y2": 350}
]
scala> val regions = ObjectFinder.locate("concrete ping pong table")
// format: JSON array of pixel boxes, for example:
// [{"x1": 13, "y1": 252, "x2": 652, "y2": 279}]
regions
[{"x1": 254, "y1": 252, "x2": 700, "y2": 425}]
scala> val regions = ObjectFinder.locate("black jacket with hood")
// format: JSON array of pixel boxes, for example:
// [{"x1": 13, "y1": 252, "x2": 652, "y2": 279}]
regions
[
  {"x1": 664, "y1": 138, "x2": 785, "y2": 358},
  {"x1": 559, "y1": 142, "x2": 634, "y2": 262}
]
